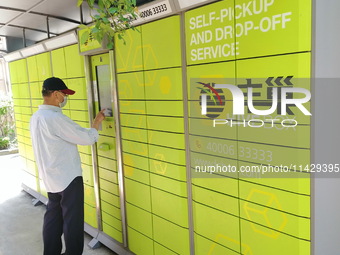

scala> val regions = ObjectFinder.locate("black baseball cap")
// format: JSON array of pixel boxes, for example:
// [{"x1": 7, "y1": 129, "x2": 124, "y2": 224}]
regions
[{"x1": 43, "y1": 77, "x2": 75, "y2": 95}]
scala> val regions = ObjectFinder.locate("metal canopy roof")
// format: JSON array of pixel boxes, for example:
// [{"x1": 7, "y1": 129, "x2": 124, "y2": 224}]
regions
[
  {"x1": 0, "y1": 0, "x2": 154, "y2": 52},
  {"x1": 0, "y1": 0, "x2": 93, "y2": 45}
]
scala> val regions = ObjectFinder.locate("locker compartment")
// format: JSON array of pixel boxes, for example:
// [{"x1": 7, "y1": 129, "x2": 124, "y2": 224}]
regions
[
  {"x1": 84, "y1": 203, "x2": 97, "y2": 228},
  {"x1": 189, "y1": 135, "x2": 238, "y2": 160},
  {"x1": 193, "y1": 202, "x2": 240, "y2": 253},
  {"x1": 64, "y1": 44, "x2": 85, "y2": 78},
  {"x1": 239, "y1": 181, "x2": 310, "y2": 217},
  {"x1": 115, "y1": 27, "x2": 143, "y2": 73},
  {"x1": 127, "y1": 227, "x2": 154, "y2": 255},
  {"x1": 99, "y1": 178, "x2": 119, "y2": 196},
  {"x1": 97, "y1": 135, "x2": 116, "y2": 159},
  {"x1": 120, "y1": 113, "x2": 147, "y2": 129},
  {"x1": 65, "y1": 78, "x2": 87, "y2": 100},
  {"x1": 97, "y1": 156, "x2": 117, "y2": 171},
  {"x1": 16, "y1": 59, "x2": 29, "y2": 83},
  {"x1": 144, "y1": 68, "x2": 183, "y2": 100},
  {"x1": 186, "y1": 62, "x2": 236, "y2": 100},
  {"x1": 235, "y1": 0, "x2": 311, "y2": 59},
  {"x1": 30, "y1": 82, "x2": 42, "y2": 99},
  {"x1": 51, "y1": 48, "x2": 67, "y2": 78},
  {"x1": 148, "y1": 144, "x2": 185, "y2": 166},
  {"x1": 18, "y1": 84, "x2": 31, "y2": 99},
  {"x1": 146, "y1": 116, "x2": 184, "y2": 133},
  {"x1": 11, "y1": 84, "x2": 20, "y2": 98},
  {"x1": 26, "y1": 159, "x2": 37, "y2": 176},
  {"x1": 9, "y1": 61, "x2": 18, "y2": 84},
  {"x1": 194, "y1": 234, "x2": 240, "y2": 255},
  {"x1": 124, "y1": 178, "x2": 151, "y2": 211},
  {"x1": 154, "y1": 243, "x2": 177, "y2": 255},
  {"x1": 124, "y1": 165, "x2": 150, "y2": 185},
  {"x1": 79, "y1": 152, "x2": 92, "y2": 165},
  {"x1": 147, "y1": 130, "x2": 185, "y2": 149},
  {"x1": 117, "y1": 72, "x2": 145, "y2": 100},
  {"x1": 102, "y1": 222, "x2": 123, "y2": 243},
  {"x1": 240, "y1": 175, "x2": 310, "y2": 196},
  {"x1": 121, "y1": 126, "x2": 147, "y2": 143},
  {"x1": 99, "y1": 120, "x2": 116, "y2": 137},
  {"x1": 82, "y1": 163, "x2": 93, "y2": 186},
  {"x1": 192, "y1": 185, "x2": 239, "y2": 217},
  {"x1": 152, "y1": 215, "x2": 190, "y2": 255},
  {"x1": 190, "y1": 151, "x2": 238, "y2": 179},
  {"x1": 119, "y1": 100, "x2": 146, "y2": 115},
  {"x1": 68, "y1": 99, "x2": 88, "y2": 111},
  {"x1": 188, "y1": 118, "x2": 237, "y2": 140},
  {"x1": 74, "y1": 120, "x2": 90, "y2": 129},
  {"x1": 78, "y1": 144, "x2": 92, "y2": 155},
  {"x1": 185, "y1": 0, "x2": 235, "y2": 65},
  {"x1": 142, "y1": 16, "x2": 181, "y2": 70},
  {"x1": 151, "y1": 187, "x2": 188, "y2": 227},
  {"x1": 123, "y1": 152, "x2": 149, "y2": 172},
  {"x1": 240, "y1": 219, "x2": 310, "y2": 255},
  {"x1": 25, "y1": 146, "x2": 35, "y2": 161},
  {"x1": 145, "y1": 101, "x2": 184, "y2": 117},
  {"x1": 63, "y1": 110, "x2": 71, "y2": 118},
  {"x1": 21, "y1": 115, "x2": 31, "y2": 124},
  {"x1": 238, "y1": 141, "x2": 310, "y2": 168},
  {"x1": 70, "y1": 110, "x2": 89, "y2": 122},
  {"x1": 27, "y1": 56, "x2": 39, "y2": 82},
  {"x1": 122, "y1": 140, "x2": 148, "y2": 157},
  {"x1": 240, "y1": 200, "x2": 310, "y2": 240},
  {"x1": 21, "y1": 107, "x2": 32, "y2": 115},
  {"x1": 238, "y1": 124, "x2": 310, "y2": 148},
  {"x1": 100, "y1": 189, "x2": 120, "y2": 208},
  {"x1": 149, "y1": 158, "x2": 186, "y2": 181},
  {"x1": 102, "y1": 211, "x2": 122, "y2": 232},
  {"x1": 84, "y1": 184, "x2": 96, "y2": 207},
  {"x1": 36, "y1": 52, "x2": 52, "y2": 81},
  {"x1": 98, "y1": 167, "x2": 118, "y2": 184},
  {"x1": 31, "y1": 99, "x2": 42, "y2": 108},
  {"x1": 126, "y1": 202, "x2": 153, "y2": 238},
  {"x1": 150, "y1": 173, "x2": 187, "y2": 197},
  {"x1": 101, "y1": 201, "x2": 121, "y2": 220}
]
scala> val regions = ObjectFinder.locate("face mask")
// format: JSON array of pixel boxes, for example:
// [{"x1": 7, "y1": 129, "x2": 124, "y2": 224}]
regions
[{"x1": 59, "y1": 93, "x2": 68, "y2": 108}]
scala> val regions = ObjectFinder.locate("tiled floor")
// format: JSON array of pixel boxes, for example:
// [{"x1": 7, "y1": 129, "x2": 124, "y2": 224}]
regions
[{"x1": 0, "y1": 153, "x2": 117, "y2": 255}]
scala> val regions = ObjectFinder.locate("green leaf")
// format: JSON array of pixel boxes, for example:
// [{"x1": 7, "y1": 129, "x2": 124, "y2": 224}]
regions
[
  {"x1": 88, "y1": 0, "x2": 95, "y2": 8},
  {"x1": 78, "y1": 24, "x2": 88, "y2": 30},
  {"x1": 77, "y1": 0, "x2": 84, "y2": 7},
  {"x1": 80, "y1": 30, "x2": 90, "y2": 44},
  {"x1": 107, "y1": 41, "x2": 114, "y2": 49},
  {"x1": 108, "y1": 7, "x2": 118, "y2": 14}
]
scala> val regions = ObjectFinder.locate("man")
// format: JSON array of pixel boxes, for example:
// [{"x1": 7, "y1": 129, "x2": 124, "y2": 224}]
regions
[{"x1": 30, "y1": 77, "x2": 105, "y2": 255}]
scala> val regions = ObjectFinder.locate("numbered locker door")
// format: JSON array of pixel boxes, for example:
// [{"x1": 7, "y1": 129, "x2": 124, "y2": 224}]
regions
[{"x1": 90, "y1": 53, "x2": 123, "y2": 243}]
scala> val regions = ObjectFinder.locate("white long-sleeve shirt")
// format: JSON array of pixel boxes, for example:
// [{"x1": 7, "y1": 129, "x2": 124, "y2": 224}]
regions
[{"x1": 30, "y1": 105, "x2": 98, "y2": 193}]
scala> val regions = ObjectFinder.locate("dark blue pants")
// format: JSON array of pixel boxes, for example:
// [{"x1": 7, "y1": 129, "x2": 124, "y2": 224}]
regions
[{"x1": 43, "y1": 176, "x2": 84, "y2": 255}]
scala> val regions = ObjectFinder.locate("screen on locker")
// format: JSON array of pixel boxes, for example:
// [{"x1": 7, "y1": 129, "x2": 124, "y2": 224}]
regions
[{"x1": 96, "y1": 64, "x2": 113, "y2": 117}]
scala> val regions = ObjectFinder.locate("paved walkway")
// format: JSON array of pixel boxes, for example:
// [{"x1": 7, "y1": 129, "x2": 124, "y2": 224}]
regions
[{"x1": 0, "y1": 153, "x2": 117, "y2": 255}]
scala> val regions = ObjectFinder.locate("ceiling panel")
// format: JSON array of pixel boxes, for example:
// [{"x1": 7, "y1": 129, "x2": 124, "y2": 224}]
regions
[
  {"x1": 48, "y1": 18, "x2": 79, "y2": 34},
  {"x1": 0, "y1": 26, "x2": 24, "y2": 38},
  {"x1": 24, "y1": 29, "x2": 49, "y2": 42},
  {"x1": 0, "y1": 9, "x2": 22, "y2": 24},
  {"x1": 10, "y1": 13, "x2": 48, "y2": 31},
  {"x1": 0, "y1": 0, "x2": 43, "y2": 10},
  {"x1": 32, "y1": 0, "x2": 84, "y2": 21}
]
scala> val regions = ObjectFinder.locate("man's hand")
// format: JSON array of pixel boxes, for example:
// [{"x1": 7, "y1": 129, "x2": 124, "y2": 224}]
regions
[{"x1": 92, "y1": 109, "x2": 106, "y2": 130}]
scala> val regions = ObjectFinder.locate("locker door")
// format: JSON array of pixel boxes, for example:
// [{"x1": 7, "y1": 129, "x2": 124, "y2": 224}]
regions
[{"x1": 90, "y1": 53, "x2": 123, "y2": 243}]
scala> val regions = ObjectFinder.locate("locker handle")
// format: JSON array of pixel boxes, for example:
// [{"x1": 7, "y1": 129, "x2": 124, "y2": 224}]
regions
[{"x1": 98, "y1": 143, "x2": 111, "y2": 151}]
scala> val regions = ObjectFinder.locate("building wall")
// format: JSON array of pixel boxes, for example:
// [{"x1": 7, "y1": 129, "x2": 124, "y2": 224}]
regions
[{"x1": 7, "y1": 0, "x2": 313, "y2": 254}]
